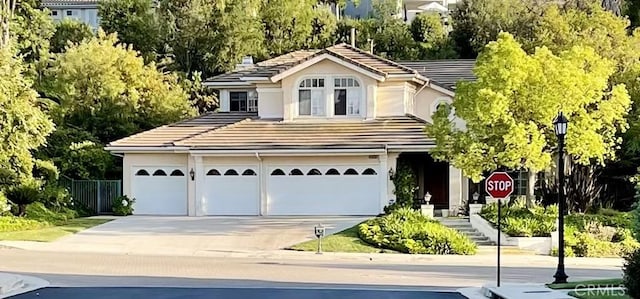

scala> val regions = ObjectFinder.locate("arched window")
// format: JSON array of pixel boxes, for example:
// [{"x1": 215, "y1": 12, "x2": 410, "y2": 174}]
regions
[
  {"x1": 344, "y1": 168, "x2": 358, "y2": 175},
  {"x1": 271, "y1": 169, "x2": 285, "y2": 176},
  {"x1": 289, "y1": 169, "x2": 304, "y2": 176},
  {"x1": 325, "y1": 168, "x2": 340, "y2": 175},
  {"x1": 207, "y1": 169, "x2": 221, "y2": 176},
  {"x1": 170, "y1": 170, "x2": 185, "y2": 176},
  {"x1": 334, "y1": 77, "x2": 361, "y2": 116},
  {"x1": 135, "y1": 169, "x2": 149, "y2": 176},
  {"x1": 224, "y1": 169, "x2": 239, "y2": 176},
  {"x1": 307, "y1": 168, "x2": 322, "y2": 175},
  {"x1": 298, "y1": 78, "x2": 325, "y2": 116},
  {"x1": 362, "y1": 168, "x2": 377, "y2": 175},
  {"x1": 153, "y1": 169, "x2": 167, "y2": 176},
  {"x1": 242, "y1": 169, "x2": 257, "y2": 176}
]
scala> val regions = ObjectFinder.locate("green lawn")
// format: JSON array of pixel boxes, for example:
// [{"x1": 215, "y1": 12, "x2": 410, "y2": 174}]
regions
[
  {"x1": 287, "y1": 224, "x2": 388, "y2": 253},
  {"x1": 0, "y1": 218, "x2": 111, "y2": 242}
]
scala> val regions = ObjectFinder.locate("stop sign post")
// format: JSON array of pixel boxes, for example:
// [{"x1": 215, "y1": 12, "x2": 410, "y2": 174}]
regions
[{"x1": 485, "y1": 171, "x2": 514, "y2": 288}]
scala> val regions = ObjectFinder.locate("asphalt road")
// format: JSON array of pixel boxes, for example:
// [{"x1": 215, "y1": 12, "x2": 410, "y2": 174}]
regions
[{"x1": 10, "y1": 287, "x2": 466, "y2": 299}]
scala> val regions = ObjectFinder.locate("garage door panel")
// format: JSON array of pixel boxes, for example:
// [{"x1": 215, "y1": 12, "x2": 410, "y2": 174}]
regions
[
  {"x1": 204, "y1": 166, "x2": 259, "y2": 215},
  {"x1": 266, "y1": 165, "x2": 380, "y2": 216},
  {"x1": 131, "y1": 167, "x2": 187, "y2": 215}
]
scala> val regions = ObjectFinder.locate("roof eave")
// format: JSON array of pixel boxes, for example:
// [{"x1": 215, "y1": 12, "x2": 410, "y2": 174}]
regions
[
  {"x1": 104, "y1": 146, "x2": 191, "y2": 153},
  {"x1": 202, "y1": 81, "x2": 252, "y2": 87}
]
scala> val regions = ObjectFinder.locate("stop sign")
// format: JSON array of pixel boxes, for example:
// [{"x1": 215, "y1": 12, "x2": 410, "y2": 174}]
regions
[{"x1": 485, "y1": 172, "x2": 514, "y2": 198}]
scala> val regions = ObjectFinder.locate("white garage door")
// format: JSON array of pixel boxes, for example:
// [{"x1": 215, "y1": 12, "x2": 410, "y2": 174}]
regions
[
  {"x1": 203, "y1": 166, "x2": 259, "y2": 215},
  {"x1": 131, "y1": 167, "x2": 187, "y2": 215},
  {"x1": 266, "y1": 166, "x2": 380, "y2": 215}
]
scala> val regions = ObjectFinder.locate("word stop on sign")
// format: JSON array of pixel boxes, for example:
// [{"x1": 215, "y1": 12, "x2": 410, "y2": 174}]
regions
[{"x1": 486, "y1": 180, "x2": 512, "y2": 191}]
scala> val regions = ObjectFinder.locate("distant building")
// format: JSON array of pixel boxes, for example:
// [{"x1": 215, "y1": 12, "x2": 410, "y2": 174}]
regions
[
  {"x1": 42, "y1": 0, "x2": 100, "y2": 29},
  {"x1": 344, "y1": 0, "x2": 459, "y2": 23}
]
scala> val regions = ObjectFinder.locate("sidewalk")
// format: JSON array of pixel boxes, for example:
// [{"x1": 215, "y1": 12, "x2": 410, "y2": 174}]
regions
[
  {"x1": 0, "y1": 273, "x2": 48, "y2": 299},
  {"x1": 0, "y1": 239, "x2": 623, "y2": 269}
]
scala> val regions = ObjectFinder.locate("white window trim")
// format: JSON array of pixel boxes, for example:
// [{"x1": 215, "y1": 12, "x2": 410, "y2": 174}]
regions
[
  {"x1": 225, "y1": 89, "x2": 257, "y2": 112},
  {"x1": 430, "y1": 96, "x2": 454, "y2": 120},
  {"x1": 293, "y1": 75, "x2": 366, "y2": 119}
]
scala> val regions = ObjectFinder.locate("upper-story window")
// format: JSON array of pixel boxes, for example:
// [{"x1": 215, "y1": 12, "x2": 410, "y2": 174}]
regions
[
  {"x1": 230, "y1": 91, "x2": 258, "y2": 112},
  {"x1": 334, "y1": 77, "x2": 360, "y2": 116},
  {"x1": 296, "y1": 76, "x2": 362, "y2": 117},
  {"x1": 299, "y1": 78, "x2": 325, "y2": 116}
]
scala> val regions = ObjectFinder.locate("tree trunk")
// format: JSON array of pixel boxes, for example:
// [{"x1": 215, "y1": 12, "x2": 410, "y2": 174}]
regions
[
  {"x1": 526, "y1": 170, "x2": 537, "y2": 208},
  {"x1": 17, "y1": 204, "x2": 26, "y2": 217}
]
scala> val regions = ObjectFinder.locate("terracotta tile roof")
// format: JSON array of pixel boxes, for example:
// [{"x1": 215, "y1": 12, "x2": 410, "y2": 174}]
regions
[
  {"x1": 399, "y1": 60, "x2": 476, "y2": 91},
  {"x1": 322, "y1": 44, "x2": 417, "y2": 76},
  {"x1": 174, "y1": 115, "x2": 433, "y2": 150},
  {"x1": 205, "y1": 50, "x2": 320, "y2": 83},
  {"x1": 205, "y1": 44, "x2": 420, "y2": 83},
  {"x1": 107, "y1": 113, "x2": 434, "y2": 150},
  {"x1": 107, "y1": 112, "x2": 258, "y2": 147}
]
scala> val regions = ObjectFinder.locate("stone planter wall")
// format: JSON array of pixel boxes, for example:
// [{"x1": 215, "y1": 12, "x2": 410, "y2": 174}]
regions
[{"x1": 469, "y1": 214, "x2": 553, "y2": 255}]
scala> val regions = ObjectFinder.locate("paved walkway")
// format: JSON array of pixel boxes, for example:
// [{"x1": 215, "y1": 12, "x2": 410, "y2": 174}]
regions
[{"x1": 0, "y1": 216, "x2": 366, "y2": 255}]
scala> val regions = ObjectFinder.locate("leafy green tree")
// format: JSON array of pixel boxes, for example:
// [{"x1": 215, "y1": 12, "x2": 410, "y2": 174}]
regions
[
  {"x1": 50, "y1": 19, "x2": 94, "y2": 53},
  {"x1": 43, "y1": 32, "x2": 195, "y2": 143},
  {"x1": 0, "y1": 48, "x2": 54, "y2": 181},
  {"x1": 261, "y1": 0, "x2": 315, "y2": 56},
  {"x1": 10, "y1": 0, "x2": 54, "y2": 78},
  {"x1": 366, "y1": 0, "x2": 418, "y2": 60},
  {"x1": 99, "y1": 0, "x2": 162, "y2": 61},
  {"x1": 449, "y1": 0, "x2": 541, "y2": 58},
  {"x1": 427, "y1": 33, "x2": 631, "y2": 183},
  {"x1": 307, "y1": 5, "x2": 338, "y2": 48},
  {"x1": 182, "y1": 71, "x2": 218, "y2": 114},
  {"x1": 158, "y1": 0, "x2": 264, "y2": 76},
  {"x1": 410, "y1": 12, "x2": 458, "y2": 59},
  {"x1": 410, "y1": 12, "x2": 445, "y2": 43}
]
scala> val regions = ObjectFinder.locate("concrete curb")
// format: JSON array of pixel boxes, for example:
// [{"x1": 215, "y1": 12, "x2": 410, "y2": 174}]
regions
[{"x1": 0, "y1": 273, "x2": 49, "y2": 299}]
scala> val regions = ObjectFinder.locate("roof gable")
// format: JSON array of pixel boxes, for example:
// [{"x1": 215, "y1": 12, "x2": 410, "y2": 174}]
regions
[{"x1": 204, "y1": 44, "x2": 425, "y2": 85}]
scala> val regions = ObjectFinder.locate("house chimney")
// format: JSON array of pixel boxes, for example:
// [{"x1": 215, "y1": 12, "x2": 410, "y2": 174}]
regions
[
  {"x1": 368, "y1": 38, "x2": 374, "y2": 54},
  {"x1": 235, "y1": 56, "x2": 254, "y2": 71},
  {"x1": 350, "y1": 28, "x2": 356, "y2": 47}
]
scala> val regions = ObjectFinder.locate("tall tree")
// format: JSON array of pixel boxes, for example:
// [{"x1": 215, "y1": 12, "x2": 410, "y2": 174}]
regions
[
  {"x1": 410, "y1": 12, "x2": 457, "y2": 59},
  {"x1": 99, "y1": 0, "x2": 162, "y2": 61},
  {"x1": 42, "y1": 32, "x2": 195, "y2": 143},
  {"x1": 261, "y1": 0, "x2": 315, "y2": 56},
  {"x1": 427, "y1": 33, "x2": 631, "y2": 184},
  {"x1": 0, "y1": 48, "x2": 54, "y2": 180},
  {"x1": 307, "y1": 5, "x2": 338, "y2": 48},
  {"x1": 50, "y1": 19, "x2": 94, "y2": 53},
  {"x1": 449, "y1": 0, "x2": 547, "y2": 58},
  {"x1": 158, "y1": 0, "x2": 264, "y2": 76},
  {"x1": 625, "y1": 0, "x2": 640, "y2": 29}
]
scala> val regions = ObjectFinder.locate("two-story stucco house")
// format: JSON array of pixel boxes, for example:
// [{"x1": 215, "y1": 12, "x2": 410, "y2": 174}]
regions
[
  {"x1": 43, "y1": 0, "x2": 100, "y2": 29},
  {"x1": 105, "y1": 43, "x2": 477, "y2": 216}
]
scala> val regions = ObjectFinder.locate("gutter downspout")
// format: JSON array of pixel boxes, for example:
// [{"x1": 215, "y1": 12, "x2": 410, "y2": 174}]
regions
[
  {"x1": 413, "y1": 79, "x2": 429, "y2": 105},
  {"x1": 255, "y1": 152, "x2": 264, "y2": 216}
]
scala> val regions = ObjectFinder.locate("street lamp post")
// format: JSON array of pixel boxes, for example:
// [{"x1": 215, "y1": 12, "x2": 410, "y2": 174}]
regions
[{"x1": 553, "y1": 111, "x2": 569, "y2": 284}]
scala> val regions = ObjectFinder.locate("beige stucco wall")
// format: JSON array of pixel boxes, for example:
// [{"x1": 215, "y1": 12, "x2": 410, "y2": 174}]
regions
[
  {"x1": 256, "y1": 83, "x2": 283, "y2": 118},
  {"x1": 122, "y1": 153, "x2": 189, "y2": 199},
  {"x1": 281, "y1": 59, "x2": 377, "y2": 121},
  {"x1": 376, "y1": 81, "x2": 408, "y2": 117},
  {"x1": 413, "y1": 86, "x2": 452, "y2": 122}
]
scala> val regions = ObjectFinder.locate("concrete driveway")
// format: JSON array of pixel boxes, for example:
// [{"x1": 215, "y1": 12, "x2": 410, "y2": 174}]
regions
[{"x1": 37, "y1": 216, "x2": 368, "y2": 256}]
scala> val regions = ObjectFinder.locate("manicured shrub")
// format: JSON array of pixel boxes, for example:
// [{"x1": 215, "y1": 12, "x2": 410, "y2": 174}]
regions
[
  {"x1": 25, "y1": 202, "x2": 77, "y2": 224},
  {"x1": 479, "y1": 200, "x2": 557, "y2": 237},
  {"x1": 5, "y1": 179, "x2": 42, "y2": 216},
  {"x1": 112, "y1": 195, "x2": 135, "y2": 216},
  {"x1": 39, "y1": 185, "x2": 74, "y2": 212},
  {"x1": 358, "y1": 208, "x2": 477, "y2": 255},
  {"x1": 0, "y1": 192, "x2": 11, "y2": 216},
  {"x1": 0, "y1": 216, "x2": 48, "y2": 232},
  {"x1": 624, "y1": 249, "x2": 640, "y2": 299}
]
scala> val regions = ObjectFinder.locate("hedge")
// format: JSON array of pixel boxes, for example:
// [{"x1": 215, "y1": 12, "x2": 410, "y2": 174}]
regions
[{"x1": 358, "y1": 208, "x2": 477, "y2": 255}]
